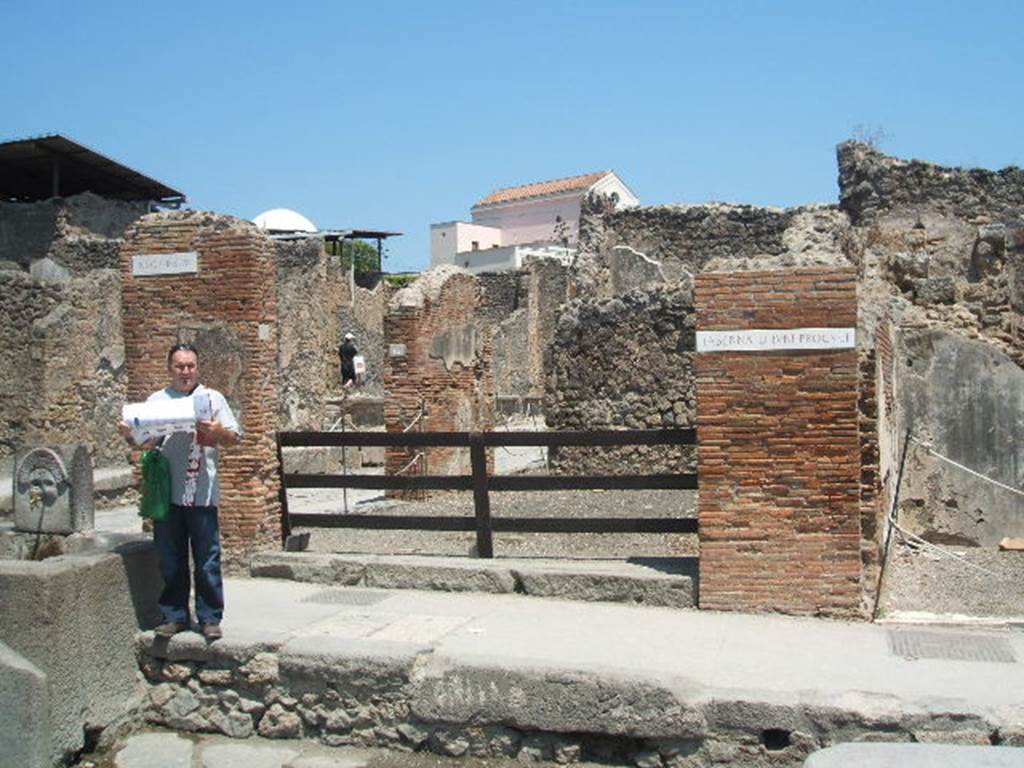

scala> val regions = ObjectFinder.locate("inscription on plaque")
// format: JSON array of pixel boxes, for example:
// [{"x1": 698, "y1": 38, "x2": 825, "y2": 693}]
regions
[
  {"x1": 696, "y1": 327, "x2": 855, "y2": 353},
  {"x1": 132, "y1": 251, "x2": 199, "y2": 277}
]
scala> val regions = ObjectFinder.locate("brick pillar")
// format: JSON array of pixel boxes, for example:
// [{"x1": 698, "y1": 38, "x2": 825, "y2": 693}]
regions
[
  {"x1": 120, "y1": 212, "x2": 280, "y2": 567},
  {"x1": 695, "y1": 268, "x2": 862, "y2": 617},
  {"x1": 384, "y1": 267, "x2": 494, "y2": 494}
]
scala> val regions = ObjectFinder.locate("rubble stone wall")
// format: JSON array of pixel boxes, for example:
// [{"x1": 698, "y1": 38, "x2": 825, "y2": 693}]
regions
[
  {"x1": 837, "y1": 142, "x2": 1024, "y2": 548},
  {"x1": 479, "y1": 272, "x2": 528, "y2": 323},
  {"x1": 0, "y1": 268, "x2": 126, "y2": 466},
  {"x1": 575, "y1": 194, "x2": 853, "y2": 299},
  {"x1": 276, "y1": 239, "x2": 339, "y2": 430},
  {"x1": 485, "y1": 260, "x2": 570, "y2": 407},
  {"x1": 838, "y1": 141, "x2": 1024, "y2": 225},
  {"x1": 120, "y1": 212, "x2": 280, "y2": 566},
  {"x1": 384, "y1": 266, "x2": 494, "y2": 488},
  {"x1": 545, "y1": 286, "x2": 695, "y2": 474},
  {"x1": 0, "y1": 192, "x2": 145, "y2": 270},
  {"x1": 696, "y1": 268, "x2": 862, "y2": 617}
]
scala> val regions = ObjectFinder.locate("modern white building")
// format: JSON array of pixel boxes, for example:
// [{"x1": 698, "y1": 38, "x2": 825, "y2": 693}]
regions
[{"x1": 430, "y1": 170, "x2": 638, "y2": 272}]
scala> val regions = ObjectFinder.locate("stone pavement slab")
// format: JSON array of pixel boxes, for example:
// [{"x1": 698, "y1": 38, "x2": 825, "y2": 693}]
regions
[
  {"x1": 114, "y1": 732, "x2": 193, "y2": 767},
  {"x1": 804, "y1": 742, "x2": 1024, "y2": 767},
  {"x1": 213, "y1": 577, "x2": 1024, "y2": 706},
  {"x1": 108, "y1": 731, "x2": 377, "y2": 768},
  {"x1": 200, "y1": 742, "x2": 299, "y2": 768}
]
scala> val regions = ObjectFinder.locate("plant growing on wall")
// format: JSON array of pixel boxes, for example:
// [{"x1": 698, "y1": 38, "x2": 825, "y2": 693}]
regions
[{"x1": 328, "y1": 239, "x2": 381, "y2": 274}]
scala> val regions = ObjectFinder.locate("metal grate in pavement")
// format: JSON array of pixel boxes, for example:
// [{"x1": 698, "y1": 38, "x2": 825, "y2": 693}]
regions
[
  {"x1": 887, "y1": 629, "x2": 1016, "y2": 663},
  {"x1": 300, "y1": 588, "x2": 391, "y2": 606}
]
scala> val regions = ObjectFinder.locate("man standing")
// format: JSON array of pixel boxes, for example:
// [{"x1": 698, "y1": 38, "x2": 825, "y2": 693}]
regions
[
  {"x1": 121, "y1": 343, "x2": 239, "y2": 640},
  {"x1": 339, "y1": 332, "x2": 358, "y2": 387}
]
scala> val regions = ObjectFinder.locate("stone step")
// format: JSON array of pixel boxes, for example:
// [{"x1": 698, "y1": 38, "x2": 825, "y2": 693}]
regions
[{"x1": 250, "y1": 551, "x2": 696, "y2": 608}]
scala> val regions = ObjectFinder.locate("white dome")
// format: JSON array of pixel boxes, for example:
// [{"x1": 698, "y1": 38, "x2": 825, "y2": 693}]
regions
[{"x1": 253, "y1": 208, "x2": 317, "y2": 233}]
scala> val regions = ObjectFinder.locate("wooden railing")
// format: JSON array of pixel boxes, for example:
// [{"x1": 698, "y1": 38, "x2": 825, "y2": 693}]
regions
[{"x1": 277, "y1": 429, "x2": 698, "y2": 558}]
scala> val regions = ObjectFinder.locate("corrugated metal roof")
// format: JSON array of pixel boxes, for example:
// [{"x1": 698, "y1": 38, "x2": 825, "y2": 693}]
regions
[
  {"x1": 0, "y1": 133, "x2": 185, "y2": 204},
  {"x1": 474, "y1": 170, "x2": 610, "y2": 207}
]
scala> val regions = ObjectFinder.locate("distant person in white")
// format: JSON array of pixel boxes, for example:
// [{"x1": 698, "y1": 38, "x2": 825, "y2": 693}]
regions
[{"x1": 119, "y1": 343, "x2": 239, "y2": 641}]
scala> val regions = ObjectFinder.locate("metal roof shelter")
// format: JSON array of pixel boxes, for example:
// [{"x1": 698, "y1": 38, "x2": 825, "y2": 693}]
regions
[
  {"x1": 0, "y1": 134, "x2": 185, "y2": 206},
  {"x1": 270, "y1": 227, "x2": 403, "y2": 275}
]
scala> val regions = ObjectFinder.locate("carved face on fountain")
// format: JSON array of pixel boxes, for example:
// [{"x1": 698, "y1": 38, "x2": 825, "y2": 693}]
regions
[
  {"x1": 26, "y1": 467, "x2": 61, "y2": 507},
  {"x1": 15, "y1": 448, "x2": 69, "y2": 518}
]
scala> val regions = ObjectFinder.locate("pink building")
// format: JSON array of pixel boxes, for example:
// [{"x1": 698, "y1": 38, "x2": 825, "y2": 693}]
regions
[{"x1": 431, "y1": 170, "x2": 638, "y2": 272}]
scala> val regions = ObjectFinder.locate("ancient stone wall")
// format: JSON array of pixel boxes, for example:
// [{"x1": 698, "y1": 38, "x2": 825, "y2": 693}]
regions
[
  {"x1": 120, "y1": 212, "x2": 280, "y2": 566},
  {"x1": 276, "y1": 239, "x2": 336, "y2": 430},
  {"x1": 478, "y1": 271, "x2": 528, "y2": 323},
  {"x1": 893, "y1": 327, "x2": 1024, "y2": 546},
  {"x1": 337, "y1": 280, "x2": 392, "y2": 399},
  {"x1": 545, "y1": 286, "x2": 695, "y2": 474},
  {"x1": 276, "y1": 239, "x2": 391, "y2": 432},
  {"x1": 492, "y1": 305, "x2": 531, "y2": 402},
  {"x1": 696, "y1": 268, "x2": 862, "y2": 617},
  {"x1": 485, "y1": 260, "x2": 569, "y2": 409},
  {"x1": 526, "y1": 259, "x2": 569, "y2": 400},
  {"x1": 384, "y1": 266, "x2": 494, "y2": 487},
  {"x1": 0, "y1": 268, "x2": 126, "y2": 466},
  {"x1": 837, "y1": 142, "x2": 1024, "y2": 549},
  {"x1": 575, "y1": 194, "x2": 854, "y2": 299},
  {"x1": 0, "y1": 192, "x2": 145, "y2": 271},
  {"x1": 838, "y1": 141, "x2": 1024, "y2": 226}
]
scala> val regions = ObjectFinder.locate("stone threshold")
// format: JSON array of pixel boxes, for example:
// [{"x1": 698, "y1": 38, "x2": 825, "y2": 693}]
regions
[{"x1": 250, "y1": 551, "x2": 697, "y2": 608}]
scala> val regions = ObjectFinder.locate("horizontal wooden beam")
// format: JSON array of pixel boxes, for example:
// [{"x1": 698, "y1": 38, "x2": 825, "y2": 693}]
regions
[
  {"x1": 278, "y1": 429, "x2": 696, "y2": 448},
  {"x1": 287, "y1": 514, "x2": 698, "y2": 534},
  {"x1": 283, "y1": 473, "x2": 698, "y2": 492}
]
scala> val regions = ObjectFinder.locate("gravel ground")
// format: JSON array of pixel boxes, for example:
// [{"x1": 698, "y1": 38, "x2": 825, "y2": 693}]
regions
[
  {"x1": 294, "y1": 489, "x2": 1024, "y2": 620},
  {"x1": 293, "y1": 488, "x2": 698, "y2": 560},
  {"x1": 877, "y1": 536, "x2": 1024, "y2": 620},
  {"x1": 287, "y1": 424, "x2": 1023, "y2": 619}
]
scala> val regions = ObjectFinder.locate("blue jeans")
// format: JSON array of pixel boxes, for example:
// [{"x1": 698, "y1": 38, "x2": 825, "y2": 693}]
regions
[{"x1": 153, "y1": 504, "x2": 224, "y2": 626}]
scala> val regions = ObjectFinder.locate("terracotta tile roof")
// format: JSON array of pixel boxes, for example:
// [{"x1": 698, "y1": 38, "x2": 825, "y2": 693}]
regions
[{"x1": 474, "y1": 170, "x2": 611, "y2": 207}]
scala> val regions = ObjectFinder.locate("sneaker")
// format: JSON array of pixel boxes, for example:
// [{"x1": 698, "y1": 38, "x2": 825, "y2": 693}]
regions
[
  {"x1": 201, "y1": 623, "x2": 223, "y2": 641},
  {"x1": 154, "y1": 622, "x2": 188, "y2": 638}
]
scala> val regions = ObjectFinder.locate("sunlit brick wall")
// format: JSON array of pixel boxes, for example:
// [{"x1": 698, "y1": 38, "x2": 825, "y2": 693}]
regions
[
  {"x1": 696, "y1": 267, "x2": 862, "y2": 617},
  {"x1": 120, "y1": 212, "x2": 280, "y2": 567}
]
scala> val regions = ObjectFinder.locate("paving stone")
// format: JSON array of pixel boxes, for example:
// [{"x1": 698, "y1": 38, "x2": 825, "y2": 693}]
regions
[
  {"x1": 114, "y1": 733, "x2": 193, "y2": 768},
  {"x1": 200, "y1": 742, "x2": 300, "y2": 768},
  {"x1": 286, "y1": 755, "x2": 369, "y2": 768},
  {"x1": 803, "y1": 742, "x2": 1024, "y2": 767}
]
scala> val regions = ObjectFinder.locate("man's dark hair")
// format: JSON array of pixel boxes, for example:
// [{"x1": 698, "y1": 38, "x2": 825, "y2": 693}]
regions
[{"x1": 167, "y1": 343, "x2": 198, "y2": 363}]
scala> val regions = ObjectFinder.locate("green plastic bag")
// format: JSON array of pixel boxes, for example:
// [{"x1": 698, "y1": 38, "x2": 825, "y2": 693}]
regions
[{"x1": 139, "y1": 449, "x2": 170, "y2": 521}]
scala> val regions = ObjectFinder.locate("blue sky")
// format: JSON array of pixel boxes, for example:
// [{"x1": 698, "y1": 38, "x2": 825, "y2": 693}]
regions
[{"x1": 4, "y1": 1, "x2": 1022, "y2": 273}]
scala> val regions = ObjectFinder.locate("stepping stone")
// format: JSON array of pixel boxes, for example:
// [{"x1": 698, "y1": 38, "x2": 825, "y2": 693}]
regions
[
  {"x1": 201, "y1": 743, "x2": 299, "y2": 768},
  {"x1": 115, "y1": 733, "x2": 193, "y2": 768}
]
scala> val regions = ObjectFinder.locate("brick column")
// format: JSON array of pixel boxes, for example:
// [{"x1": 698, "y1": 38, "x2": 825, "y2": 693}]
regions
[
  {"x1": 120, "y1": 212, "x2": 280, "y2": 567},
  {"x1": 384, "y1": 267, "x2": 494, "y2": 494},
  {"x1": 695, "y1": 268, "x2": 862, "y2": 617}
]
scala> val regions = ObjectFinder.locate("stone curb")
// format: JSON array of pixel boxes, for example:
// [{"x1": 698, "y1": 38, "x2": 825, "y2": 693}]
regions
[
  {"x1": 249, "y1": 552, "x2": 695, "y2": 608},
  {"x1": 134, "y1": 632, "x2": 1024, "y2": 767}
]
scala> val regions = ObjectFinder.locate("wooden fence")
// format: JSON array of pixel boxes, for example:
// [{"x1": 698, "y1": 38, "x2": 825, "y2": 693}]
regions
[{"x1": 277, "y1": 429, "x2": 698, "y2": 558}]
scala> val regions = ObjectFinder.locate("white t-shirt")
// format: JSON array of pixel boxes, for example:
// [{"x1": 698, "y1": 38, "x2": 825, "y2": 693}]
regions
[{"x1": 146, "y1": 384, "x2": 240, "y2": 507}]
